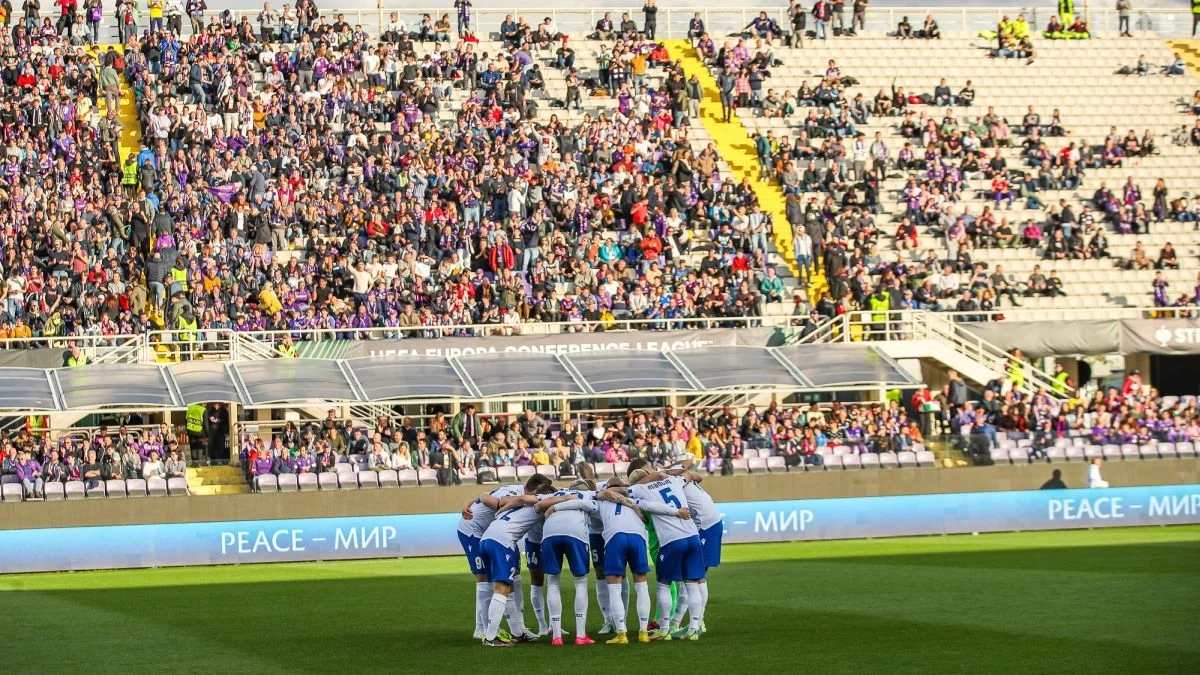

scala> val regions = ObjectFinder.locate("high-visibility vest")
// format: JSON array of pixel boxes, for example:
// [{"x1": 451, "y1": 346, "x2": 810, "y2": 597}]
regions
[
  {"x1": 1053, "y1": 371, "x2": 1071, "y2": 394},
  {"x1": 176, "y1": 315, "x2": 197, "y2": 341},
  {"x1": 278, "y1": 342, "x2": 297, "y2": 358},
  {"x1": 869, "y1": 295, "x2": 889, "y2": 323},
  {"x1": 67, "y1": 354, "x2": 89, "y2": 367},
  {"x1": 186, "y1": 404, "x2": 205, "y2": 434},
  {"x1": 1007, "y1": 359, "x2": 1025, "y2": 388},
  {"x1": 1193, "y1": 0, "x2": 1199, "y2": 14},
  {"x1": 27, "y1": 415, "x2": 46, "y2": 434},
  {"x1": 171, "y1": 267, "x2": 188, "y2": 291},
  {"x1": 1058, "y1": 0, "x2": 1074, "y2": 25},
  {"x1": 122, "y1": 161, "x2": 138, "y2": 186}
]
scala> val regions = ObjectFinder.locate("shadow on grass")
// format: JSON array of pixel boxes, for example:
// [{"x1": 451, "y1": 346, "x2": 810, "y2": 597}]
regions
[{"x1": 0, "y1": 543, "x2": 1196, "y2": 674}]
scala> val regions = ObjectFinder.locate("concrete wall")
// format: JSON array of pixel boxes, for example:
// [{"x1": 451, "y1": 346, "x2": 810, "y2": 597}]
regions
[{"x1": 2, "y1": 460, "x2": 1196, "y2": 531}]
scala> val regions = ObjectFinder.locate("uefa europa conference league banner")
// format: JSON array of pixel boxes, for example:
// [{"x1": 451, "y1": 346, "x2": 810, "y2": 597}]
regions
[
  {"x1": 313, "y1": 327, "x2": 783, "y2": 359},
  {"x1": 2, "y1": 485, "x2": 1199, "y2": 574}
]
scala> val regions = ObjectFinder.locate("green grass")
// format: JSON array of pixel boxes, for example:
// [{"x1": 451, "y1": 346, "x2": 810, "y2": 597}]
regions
[{"x1": 2, "y1": 527, "x2": 1199, "y2": 674}]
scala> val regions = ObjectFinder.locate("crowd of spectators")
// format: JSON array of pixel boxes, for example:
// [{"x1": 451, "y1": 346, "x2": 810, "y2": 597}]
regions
[
  {"x1": 0, "y1": 3, "x2": 798, "y2": 350},
  {"x1": 923, "y1": 368, "x2": 1200, "y2": 464},
  {"x1": 238, "y1": 398, "x2": 928, "y2": 490},
  {"x1": 0, "y1": 422, "x2": 186, "y2": 499}
]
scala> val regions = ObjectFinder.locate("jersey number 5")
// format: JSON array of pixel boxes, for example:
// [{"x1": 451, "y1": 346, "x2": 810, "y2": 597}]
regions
[{"x1": 659, "y1": 487, "x2": 681, "y2": 509}]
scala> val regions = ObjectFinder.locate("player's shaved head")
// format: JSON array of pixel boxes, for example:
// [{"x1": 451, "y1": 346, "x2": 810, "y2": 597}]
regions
[
  {"x1": 524, "y1": 473, "x2": 552, "y2": 493},
  {"x1": 606, "y1": 476, "x2": 625, "y2": 488},
  {"x1": 628, "y1": 468, "x2": 652, "y2": 485},
  {"x1": 569, "y1": 478, "x2": 595, "y2": 491}
]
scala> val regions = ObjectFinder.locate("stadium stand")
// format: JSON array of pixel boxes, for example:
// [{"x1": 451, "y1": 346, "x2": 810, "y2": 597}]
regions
[{"x1": 701, "y1": 24, "x2": 1200, "y2": 318}]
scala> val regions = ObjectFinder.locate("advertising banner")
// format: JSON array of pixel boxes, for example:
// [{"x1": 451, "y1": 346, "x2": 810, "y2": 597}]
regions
[
  {"x1": 1119, "y1": 319, "x2": 1200, "y2": 355},
  {"x1": 305, "y1": 327, "x2": 781, "y2": 359},
  {"x1": 2, "y1": 484, "x2": 1198, "y2": 574}
]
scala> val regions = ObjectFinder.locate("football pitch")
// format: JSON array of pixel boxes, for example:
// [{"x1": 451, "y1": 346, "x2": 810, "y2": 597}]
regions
[{"x1": 1, "y1": 526, "x2": 1197, "y2": 674}]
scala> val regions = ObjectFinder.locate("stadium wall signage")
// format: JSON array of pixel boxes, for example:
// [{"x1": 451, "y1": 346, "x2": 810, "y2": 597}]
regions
[
  {"x1": 2, "y1": 485, "x2": 1198, "y2": 574},
  {"x1": 320, "y1": 327, "x2": 782, "y2": 359}
]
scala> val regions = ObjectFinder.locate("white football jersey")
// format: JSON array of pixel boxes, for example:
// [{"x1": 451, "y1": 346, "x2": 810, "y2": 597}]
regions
[
  {"x1": 595, "y1": 496, "x2": 650, "y2": 544},
  {"x1": 542, "y1": 490, "x2": 596, "y2": 542},
  {"x1": 457, "y1": 485, "x2": 522, "y2": 538},
  {"x1": 481, "y1": 500, "x2": 543, "y2": 549},
  {"x1": 629, "y1": 476, "x2": 698, "y2": 546},
  {"x1": 586, "y1": 480, "x2": 609, "y2": 535},
  {"x1": 682, "y1": 480, "x2": 722, "y2": 530}
]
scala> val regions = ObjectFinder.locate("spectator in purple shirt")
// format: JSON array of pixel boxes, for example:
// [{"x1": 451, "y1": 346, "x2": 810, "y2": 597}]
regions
[{"x1": 16, "y1": 452, "x2": 45, "y2": 499}]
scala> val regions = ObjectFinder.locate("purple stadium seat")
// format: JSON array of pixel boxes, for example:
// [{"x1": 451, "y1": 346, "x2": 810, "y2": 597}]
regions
[
  {"x1": 2, "y1": 482, "x2": 26, "y2": 501},
  {"x1": 497, "y1": 466, "x2": 517, "y2": 482},
  {"x1": 356, "y1": 471, "x2": 379, "y2": 488},
  {"x1": 376, "y1": 470, "x2": 398, "y2": 488},
  {"x1": 1011, "y1": 447, "x2": 1031, "y2": 463},
  {"x1": 516, "y1": 465, "x2": 535, "y2": 480},
  {"x1": 1066, "y1": 447, "x2": 1086, "y2": 462},
  {"x1": 765, "y1": 456, "x2": 786, "y2": 472},
  {"x1": 897, "y1": 451, "x2": 918, "y2": 468},
  {"x1": 298, "y1": 472, "x2": 320, "y2": 490},
  {"x1": 840, "y1": 453, "x2": 861, "y2": 470},
  {"x1": 145, "y1": 478, "x2": 167, "y2": 497},
  {"x1": 338, "y1": 472, "x2": 359, "y2": 489},
  {"x1": 1086, "y1": 445, "x2": 1105, "y2": 460},
  {"x1": 255, "y1": 474, "x2": 278, "y2": 492},
  {"x1": 460, "y1": 469, "x2": 478, "y2": 483},
  {"x1": 351, "y1": 454, "x2": 370, "y2": 472},
  {"x1": 277, "y1": 473, "x2": 300, "y2": 491},
  {"x1": 535, "y1": 465, "x2": 556, "y2": 479},
  {"x1": 1121, "y1": 445, "x2": 1141, "y2": 460},
  {"x1": 0, "y1": 474, "x2": 17, "y2": 485},
  {"x1": 84, "y1": 481, "x2": 106, "y2": 499},
  {"x1": 730, "y1": 458, "x2": 749, "y2": 474},
  {"x1": 831, "y1": 445, "x2": 851, "y2": 456},
  {"x1": 1016, "y1": 438, "x2": 1033, "y2": 448},
  {"x1": 1103, "y1": 445, "x2": 1123, "y2": 460},
  {"x1": 747, "y1": 457, "x2": 768, "y2": 473},
  {"x1": 860, "y1": 452, "x2": 880, "y2": 469},
  {"x1": 593, "y1": 462, "x2": 616, "y2": 478},
  {"x1": 397, "y1": 469, "x2": 419, "y2": 487},
  {"x1": 1071, "y1": 437, "x2": 1087, "y2": 447},
  {"x1": 915, "y1": 450, "x2": 936, "y2": 467},
  {"x1": 64, "y1": 481, "x2": 85, "y2": 499},
  {"x1": 335, "y1": 463, "x2": 356, "y2": 477},
  {"x1": 43, "y1": 482, "x2": 65, "y2": 500},
  {"x1": 742, "y1": 448, "x2": 759, "y2": 459},
  {"x1": 1046, "y1": 448, "x2": 1067, "y2": 463},
  {"x1": 166, "y1": 477, "x2": 189, "y2": 496},
  {"x1": 879, "y1": 453, "x2": 899, "y2": 469},
  {"x1": 823, "y1": 454, "x2": 844, "y2": 470},
  {"x1": 1176, "y1": 442, "x2": 1196, "y2": 458},
  {"x1": 318, "y1": 472, "x2": 340, "y2": 490},
  {"x1": 105, "y1": 480, "x2": 127, "y2": 498},
  {"x1": 815, "y1": 447, "x2": 832, "y2": 458},
  {"x1": 990, "y1": 449, "x2": 1010, "y2": 464},
  {"x1": 417, "y1": 469, "x2": 438, "y2": 486},
  {"x1": 1053, "y1": 438, "x2": 1070, "y2": 448},
  {"x1": 1154, "y1": 443, "x2": 1176, "y2": 459},
  {"x1": 998, "y1": 440, "x2": 1016, "y2": 450}
]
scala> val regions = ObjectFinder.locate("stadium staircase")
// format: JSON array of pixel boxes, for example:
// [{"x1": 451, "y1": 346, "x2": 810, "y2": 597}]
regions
[
  {"x1": 663, "y1": 39, "x2": 828, "y2": 306},
  {"x1": 187, "y1": 465, "x2": 248, "y2": 496},
  {"x1": 90, "y1": 44, "x2": 142, "y2": 160},
  {"x1": 733, "y1": 36, "x2": 1200, "y2": 317},
  {"x1": 1165, "y1": 39, "x2": 1200, "y2": 77}
]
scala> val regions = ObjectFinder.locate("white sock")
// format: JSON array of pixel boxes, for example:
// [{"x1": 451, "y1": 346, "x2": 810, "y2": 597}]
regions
[
  {"x1": 607, "y1": 582, "x2": 627, "y2": 633},
  {"x1": 511, "y1": 573, "x2": 524, "y2": 614},
  {"x1": 546, "y1": 574, "x2": 563, "y2": 638},
  {"x1": 684, "y1": 582, "x2": 704, "y2": 633},
  {"x1": 595, "y1": 575, "x2": 611, "y2": 623},
  {"x1": 699, "y1": 581, "x2": 708, "y2": 622},
  {"x1": 484, "y1": 593, "x2": 507, "y2": 640},
  {"x1": 656, "y1": 583, "x2": 673, "y2": 628},
  {"x1": 573, "y1": 575, "x2": 590, "y2": 637},
  {"x1": 635, "y1": 581, "x2": 651, "y2": 632},
  {"x1": 531, "y1": 584, "x2": 546, "y2": 629},
  {"x1": 672, "y1": 591, "x2": 689, "y2": 626},
  {"x1": 621, "y1": 576, "x2": 630, "y2": 617},
  {"x1": 475, "y1": 582, "x2": 491, "y2": 633},
  {"x1": 506, "y1": 591, "x2": 528, "y2": 636}
]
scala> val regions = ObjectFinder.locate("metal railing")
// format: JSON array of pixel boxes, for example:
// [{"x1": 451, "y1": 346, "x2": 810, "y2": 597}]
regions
[
  {"x1": 62, "y1": 5, "x2": 1200, "y2": 44},
  {"x1": 204, "y1": 6, "x2": 1199, "y2": 40},
  {"x1": 801, "y1": 309, "x2": 1065, "y2": 397}
]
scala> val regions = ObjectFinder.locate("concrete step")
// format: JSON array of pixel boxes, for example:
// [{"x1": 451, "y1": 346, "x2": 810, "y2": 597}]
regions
[{"x1": 190, "y1": 483, "x2": 252, "y2": 496}]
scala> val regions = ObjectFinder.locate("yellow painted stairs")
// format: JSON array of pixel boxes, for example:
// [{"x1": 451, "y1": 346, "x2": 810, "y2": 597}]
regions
[
  {"x1": 187, "y1": 465, "x2": 250, "y2": 496},
  {"x1": 1165, "y1": 39, "x2": 1200, "y2": 78},
  {"x1": 90, "y1": 44, "x2": 142, "y2": 160},
  {"x1": 663, "y1": 39, "x2": 828, "y2": 305}
]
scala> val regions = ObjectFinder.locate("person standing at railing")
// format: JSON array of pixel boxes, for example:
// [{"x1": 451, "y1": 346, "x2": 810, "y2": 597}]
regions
[
  {"x1": 642, "y1": 0, "x2": 657, "y2": 40},
  {"x1": 453, "y1": 0, "x2": 470, "y2": 37},
  {"x1": 164, "y1": 0, "x2": 181, "y2": 33},
  {"x1": 1116, "y1": 0, "x2": 1132, "y2": 37},
  {"x1": 185, "y1": 0, "x2": 203, "y2": 35},
  {"x1": 852, "y1": 0, "x2": 867, "y2": 33},
  {"x1": 148, "y1": 0, "x2": 163, "y2": 33},
  {"x1": 258, "y1": 2, "x2": 278, "y2": 43},
  {"x1": 811, "y1": 0, "x2": 829, "y2": 41}
]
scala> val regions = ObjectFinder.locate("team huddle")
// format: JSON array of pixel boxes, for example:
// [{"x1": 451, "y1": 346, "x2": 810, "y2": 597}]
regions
[{"x1": 456, "y1": 458, "x2": 722, "y2": 646}]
